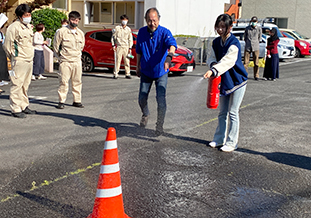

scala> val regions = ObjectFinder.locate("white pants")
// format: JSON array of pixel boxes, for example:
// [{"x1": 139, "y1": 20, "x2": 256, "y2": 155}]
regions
[
  {"x1": 58, "y1": 61, "x2": 82, "y2": 103},
  {"x1": 114, "y1": 47, "x2": 130, "y2": 76}
]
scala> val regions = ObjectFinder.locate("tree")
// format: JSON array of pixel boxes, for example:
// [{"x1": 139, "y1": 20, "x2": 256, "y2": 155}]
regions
[
  {"x1": 0, "y1": 0, "x2": 12, "y2": 13},
  {"x1": 31, "y1": 7, "x2": 67, "y2": 47},
  {"x1": 28, "y1": 0, "x2": 57, "y2": 11}
]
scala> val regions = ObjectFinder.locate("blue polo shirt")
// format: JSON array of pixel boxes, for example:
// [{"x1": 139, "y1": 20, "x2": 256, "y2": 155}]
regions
[{"x1": 136, "y1": 25, "x2": 177, "y2": 79}]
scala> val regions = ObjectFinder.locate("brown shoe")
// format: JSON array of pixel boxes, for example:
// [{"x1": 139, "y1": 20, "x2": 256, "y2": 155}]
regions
[
  {"x1": 155, "y1": 125, "x2": 164, "y2": 136},
  {"x1": 22, "y1": 107, "x2": 37, "y2": 114},
  {"x1": 12, "y1": 112, "x2": 26, "y2": 118},
  {"x1": 140, "y1": 115, "x2": 148, "y2": 127},
  {"x1": 56, "y1": 103, "x2": 65, "y2": 109},
  {"x1": 72, "y1": 102, "x2": 84, "y2": 108}
]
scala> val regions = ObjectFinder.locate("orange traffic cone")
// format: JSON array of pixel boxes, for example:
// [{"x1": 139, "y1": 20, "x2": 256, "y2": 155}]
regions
[{"x1": 87, "y1": 127, "x2": 131, "y2": 218}]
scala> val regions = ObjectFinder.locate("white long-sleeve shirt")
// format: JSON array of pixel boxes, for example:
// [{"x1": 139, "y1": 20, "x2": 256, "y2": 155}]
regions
[
  {"x1": 207, "y1": 37, "x2": 239, "y2": 77},
  {"x1": 33, "y1": 31, "x2": 44, "y2": 51}
]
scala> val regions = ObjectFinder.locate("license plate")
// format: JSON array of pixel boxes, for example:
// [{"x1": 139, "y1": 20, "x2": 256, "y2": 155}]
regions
[{"x1": 187, "y1": 66, "x2": 193, "y2": 72}]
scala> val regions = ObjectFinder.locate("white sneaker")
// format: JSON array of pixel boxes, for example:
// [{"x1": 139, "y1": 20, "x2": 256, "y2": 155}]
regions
[
  {"x1": 31, "y1": 75, "x2": 36, "y2": 81},
  {"x1": 38, "y1": 74, "x2": 47, "y2": 80},
  {"x1": 1, "y1": 81, "x2": 9, "y2": 85},
  {"x1": 220, "y1": 145, "x2": 236, "y2": 152},
  {"x1": 209, "y1": 141, "x2": 222, "y2": 148}
]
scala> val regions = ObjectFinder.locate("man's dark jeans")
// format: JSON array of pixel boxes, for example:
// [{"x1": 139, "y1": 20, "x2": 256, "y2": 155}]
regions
[{"x1": 138, "y1": 72, "x2": 168, "y2": 129}]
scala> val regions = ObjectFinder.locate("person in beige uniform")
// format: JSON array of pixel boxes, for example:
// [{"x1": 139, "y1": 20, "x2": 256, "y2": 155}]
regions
[
  {"x1": 53, "y1": 11, "x2": 85, "y2": 109},
  {"x1": 111, "y1": 14, "x2": 133, "y2": 79},
  {"x1": 3, "y1": 4, "x2": 36, "y2": 118}
]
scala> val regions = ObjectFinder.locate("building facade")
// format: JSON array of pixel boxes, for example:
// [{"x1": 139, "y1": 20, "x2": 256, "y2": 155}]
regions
[
  {"x1": 4, "y1": 0, "x2": 230, "y2": 37},
  {"x1": 70, "y1": 0, "x2": 230, "y2": 37},
  {"x1": 240, "y1": 0, "x2": 311, "y2": 38}
]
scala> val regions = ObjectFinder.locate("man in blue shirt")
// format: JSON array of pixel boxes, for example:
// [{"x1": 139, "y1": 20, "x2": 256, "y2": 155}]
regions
[{"x1": 136, "y1": 7, "x2": 177, "y2": 136}]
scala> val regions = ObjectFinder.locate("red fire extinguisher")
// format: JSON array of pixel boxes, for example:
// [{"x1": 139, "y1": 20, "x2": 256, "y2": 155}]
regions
[{"x1": 206, "y1": 76, "x2": 221, "y2": 109}]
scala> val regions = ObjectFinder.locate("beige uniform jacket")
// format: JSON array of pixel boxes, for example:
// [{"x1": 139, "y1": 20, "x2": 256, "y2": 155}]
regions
[
  {"x1": 3, "y1": 20, "x2": 34, "y2": 62},
  {"x1": 53, "y1": 26, "x2": 85, "y2": 62},
  {"x1": 111, "y1": 25, "x2": 133, "y2": 48}
]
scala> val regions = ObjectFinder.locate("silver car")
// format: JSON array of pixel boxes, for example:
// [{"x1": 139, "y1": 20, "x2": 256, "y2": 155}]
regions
[{"x1": 232, "y1": 31, "x2": 266, "y2": 58}]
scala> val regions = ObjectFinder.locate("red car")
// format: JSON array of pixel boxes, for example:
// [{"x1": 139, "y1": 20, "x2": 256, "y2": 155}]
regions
[
  {"x1": 281, "y1": 31, "x2": 311, "y2": 57},
  {"x1": 82, "y1": 29, "x2": 195, "y2": 74}
]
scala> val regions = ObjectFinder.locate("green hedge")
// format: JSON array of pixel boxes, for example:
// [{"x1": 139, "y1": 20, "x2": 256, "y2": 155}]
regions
[{"x1": 31, "y1": 8, "x2": 67, "y2": 47}]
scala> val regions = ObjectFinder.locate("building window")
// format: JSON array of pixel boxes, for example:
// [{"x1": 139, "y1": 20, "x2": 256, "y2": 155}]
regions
[
  {"x1": 115, "y1": 2, "x2": 135, "y2": 24},
  {"x1": 52, "y1": 0, "x2": 67, "y2": 10},
  {"x1": 85, "y1": 1, "x2": 135, "y2": 25}
]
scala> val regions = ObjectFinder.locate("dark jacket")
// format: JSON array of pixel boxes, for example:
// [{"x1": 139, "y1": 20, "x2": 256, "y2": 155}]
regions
[{"x1": 212, "y1": 34, "x2": 248, "y2": 95}]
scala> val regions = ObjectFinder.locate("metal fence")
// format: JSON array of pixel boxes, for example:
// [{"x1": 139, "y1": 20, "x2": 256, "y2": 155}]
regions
[{"x1": 174, "y1": 37, "x2": 216, "y2": 66}]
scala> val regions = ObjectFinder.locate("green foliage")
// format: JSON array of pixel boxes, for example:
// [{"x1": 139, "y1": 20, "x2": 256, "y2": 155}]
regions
[
  {"x1": 174, "y1": 35, "x2": 198, "y2": 38},
  {"x1": 31, "y1": 8, "x2": 67, "y2": 47}
]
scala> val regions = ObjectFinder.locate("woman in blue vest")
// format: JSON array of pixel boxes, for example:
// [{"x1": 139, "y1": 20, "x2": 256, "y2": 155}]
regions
[{"x1": 204, "y1": 14, "x2": 248, "y2": 152}]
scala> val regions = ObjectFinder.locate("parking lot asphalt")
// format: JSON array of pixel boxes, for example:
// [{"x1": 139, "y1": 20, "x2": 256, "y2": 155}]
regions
[{"x1": 0, "y1": 57, "x2": 311, "y2": 218}]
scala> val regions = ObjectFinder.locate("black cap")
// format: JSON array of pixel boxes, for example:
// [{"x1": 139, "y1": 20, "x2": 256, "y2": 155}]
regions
[{"x1": 251, "y1": 16, "x2": 258, "y2": 22}]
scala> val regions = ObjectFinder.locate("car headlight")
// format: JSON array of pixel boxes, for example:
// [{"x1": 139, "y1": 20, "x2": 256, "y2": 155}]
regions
[
  {"x1": 299, "y1": 41, "x2": 307, "y2": 47},
  {"x1": 174, "y1": 53, "x2": 180, "y2": 57}
]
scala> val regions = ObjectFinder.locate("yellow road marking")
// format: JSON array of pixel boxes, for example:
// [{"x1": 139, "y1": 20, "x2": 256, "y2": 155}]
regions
[
  {"x1": 194, "y1": 104, "x2": 251, "y2": 129},
  {"x1": 194, "y1": 117, "x2": 218, "y2": 128},
  {"x1": 1, "y1": 104, "x2": 253, "y2": 203},
  {"x1": 0, "y1": 162, "x2": 101, "y2": 203}
]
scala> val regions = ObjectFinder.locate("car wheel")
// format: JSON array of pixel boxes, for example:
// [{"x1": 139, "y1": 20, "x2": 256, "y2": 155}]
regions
[
  {"x1": 82, "y1": 53, "x2": 94, "y2": 72},
  {"x1": 295, "y1": 47, "x2": 301, "y2": 58}
]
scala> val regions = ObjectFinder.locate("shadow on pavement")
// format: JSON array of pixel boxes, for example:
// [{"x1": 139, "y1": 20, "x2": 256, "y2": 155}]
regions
[
  {"x1": 36, "y1": 111, "x2": 209, "y2": 145},
  {"x1": 16, "y1": 191, "x2": 89, "y2": 218},
  {"x1": 0, "y1": 98, "x2": 209, "y2": 145},
  {"x1": 238, "y1": 148, "x2": 311, "y2": 171}
]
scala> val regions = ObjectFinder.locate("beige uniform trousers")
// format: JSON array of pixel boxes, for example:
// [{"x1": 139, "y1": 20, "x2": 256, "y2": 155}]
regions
[
  {"x1": 244, "y1": 50, "x2": 260, "y2": 79},
  {"x1": 114, "y1": 46, "x2": 130, "y2": 76},
  {"x1": 58, "y1": 61, "x2": 82, "y2": 103},
  {"x1": 10, "y1": 60, "x2": 33, "y2": 113}
]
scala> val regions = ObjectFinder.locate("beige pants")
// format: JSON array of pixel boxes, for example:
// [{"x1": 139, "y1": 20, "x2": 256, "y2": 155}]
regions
[
  {"x1": 114, "y1": 46, "x2": 130, "y2": 76},
  {"x1": 58, "y1": 61, "x2": 82, "y2": 103},
  {"x1": 244, "y1": 50, "x2": 260, "y2": 78},
  {"x1": 10, "y1": 60, "x2": 33, "y2": 113}
]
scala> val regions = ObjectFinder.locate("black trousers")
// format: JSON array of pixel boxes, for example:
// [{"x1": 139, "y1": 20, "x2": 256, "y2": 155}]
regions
[
  {"x1": 0, "y1": 44, "x2": 8, "y2": 81},
  {"x1": 33, "y1": 50, "x2": 45, "y2": 76}
]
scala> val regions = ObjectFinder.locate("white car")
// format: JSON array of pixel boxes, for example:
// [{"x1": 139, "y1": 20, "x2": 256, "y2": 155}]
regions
[
  {"x1": 232, "y1": 30, "x2": 266, "y2": 58},
  {"x1": 280, "y1": 28, "x2": 311, "y2": 44},
  {"x1": 232, "y1": 31, "x2": 292, "y2": 61},
  {"x1": 232, "y1": 21, "x2": 295, "y2": 60}
]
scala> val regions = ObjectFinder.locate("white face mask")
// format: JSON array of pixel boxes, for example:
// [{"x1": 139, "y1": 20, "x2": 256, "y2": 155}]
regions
[
  {"x1": 122, "y1": 20, "x2": 128, "y2": 26},
  {"x1": 251, "y1": 22, "x2": 257, "y2": 27},
  {"x1": 62, "y1": 24, "x2": 67, "y2": 27},
  {"x1": 23, "y1": 17, "x2": 31, "y2": 24}
]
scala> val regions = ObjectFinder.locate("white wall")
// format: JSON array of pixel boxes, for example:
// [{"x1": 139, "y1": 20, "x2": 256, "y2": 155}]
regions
[
  {"x1": 241, "y1": 0, "x2": 311, "y2": 38},
  {"x1": 144, "y1": 0, "x2": 230, "y2": 37}
]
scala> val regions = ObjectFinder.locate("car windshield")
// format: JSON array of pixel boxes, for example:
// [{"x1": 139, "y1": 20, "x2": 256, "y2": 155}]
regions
[
  {"x1": 282, "y1": 32, "x2": 296, "y2": 40},
  {"x1": 262, "y1": 27, "x2": 283, "y2": 38},
  {"x1": 293, "y1": 30, "x2": 309, "y2": 39},
  {"x1": 275, "y1": 28, "x2": 283, "y2": 38}
]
